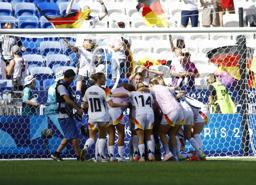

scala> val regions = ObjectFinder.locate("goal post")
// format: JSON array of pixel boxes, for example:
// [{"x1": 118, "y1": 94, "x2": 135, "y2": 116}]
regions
[{"x1": 0, "y1": 28, "x2": 256, "y2": 159}]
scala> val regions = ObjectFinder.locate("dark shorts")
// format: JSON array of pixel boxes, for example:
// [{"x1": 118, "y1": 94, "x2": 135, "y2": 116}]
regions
[
  {"x1": 59, "y1": 117, "x2": 79, "y2": 140},
  {"x1": 181, "y1": 10, "x2": 199, "y2": 27}
]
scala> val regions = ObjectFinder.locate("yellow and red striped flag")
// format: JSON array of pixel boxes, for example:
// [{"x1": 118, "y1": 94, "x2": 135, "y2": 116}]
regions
[{"x1": 138, "y1": 0, "x2": 168, "y2": 27}]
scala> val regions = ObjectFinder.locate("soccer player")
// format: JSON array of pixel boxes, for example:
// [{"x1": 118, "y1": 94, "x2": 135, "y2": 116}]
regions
[
  {"x1": 149, "y1": 77, "x2": 185, "y2": 161},
  {"x1": 107, "y1": 80, "x2": 130, "y2": 162},
  {"x1": 129, "y1": 83, "x2": 155, "y2": 161},
  {"x1": 81, "y1": 72, "x2": 127, "y2": 162},
  {"x1": 185, "y1": 96, "x2": 209, "y2": 160},
  {"x1": 179, "y1": 98, "x2": 206, "y2": 160}
]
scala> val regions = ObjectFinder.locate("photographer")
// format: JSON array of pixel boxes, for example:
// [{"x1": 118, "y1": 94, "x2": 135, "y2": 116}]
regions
[{"x1": 51, "y1": 69, "x2": 84, "y2": 161}]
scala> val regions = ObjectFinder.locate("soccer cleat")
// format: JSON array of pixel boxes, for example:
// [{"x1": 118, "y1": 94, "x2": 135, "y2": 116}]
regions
[
  {"x1": 109, "y1": 156, "x2": 116, "y2": 162},
  {"x1": 99, "y1": 155, "x2": 109, "y2": 163},
  {"x1": 139, "y1": 157, "x2": 145, "y2": 162},
  {"x1": 133, "y1": 152, "x2": 139, "y2": 161},
  {"x1": 80, "y1": 148, "x2": 87, "y2": 161},
  {"x1": 50, "y1": 153, "x2": 63, "y2": 162},
  {"x1": 199, "y1": 153, "x2": 207, "y2": 161},
  {"x1": 178, "y1": 155, "x2": 186, "y2": 161},
  {"x1": 189, "y1": 155, "x2": 199, "y2": 161},
  {"x1": 148, "y1": 153, "x2": 156, "y2": 161},
  {"x1": 163, "y1": 153, "x2": 175, "y2": 161},
  {"x1": 116, "y1": 155, "x2": 126, "y2": 162}
]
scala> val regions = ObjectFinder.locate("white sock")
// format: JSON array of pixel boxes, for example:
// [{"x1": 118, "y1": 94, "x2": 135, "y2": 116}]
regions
[
  {"x1": 132, "y1": 135, "x2": 139, "y2": 154},
  {"x1": 98, "y1": 138, "x2": 106, "y2": 157},
  {"x1": 189, "y1": 138, "x2": 201, "y2": 152},
  {"x1": 118, "y1": 146, "x2": 124, "y2": 158},
  {"x1": 194, "y1": 134, "x2": 202, "y2": 149},
  {"x1": 84, "y1": 138, "x2": 95, "y2": 150},
  {"x1": 163, "y1": 143, "x2": 170, "y2": 154},
  {"x1": 150, "y1": 135, "x2": 155, "y2": 149},
  {"x1": 108, "y1": 145, "x2": 114, "y2": 157},
  {"x1": 138, "y1": 144, "x2": 145, "y2": 157},
  {"x1": 95, "y1": 139, "x2": 99, "y2": 159},
  {"x1": 147, "y1": 140, "x2": 155, "y2": 154}
]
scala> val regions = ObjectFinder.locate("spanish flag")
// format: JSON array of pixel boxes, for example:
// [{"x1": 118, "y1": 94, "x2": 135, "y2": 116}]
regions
[
  {"x1": 47, "y1": 8, "x2": 91, "y2": 28},
  {"x1": 138, "y1": 0, "x2": 168, "y2": 27}
]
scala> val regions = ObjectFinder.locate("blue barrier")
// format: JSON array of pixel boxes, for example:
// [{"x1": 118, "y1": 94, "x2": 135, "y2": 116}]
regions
[{"x1": 0, "y1": 114, "x2": 255, "y2": 158}]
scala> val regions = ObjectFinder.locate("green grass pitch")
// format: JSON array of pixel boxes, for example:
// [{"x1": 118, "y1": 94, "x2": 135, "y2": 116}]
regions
[{"x1": 1, "y1": 160, "x2": 256, "y2": 185}]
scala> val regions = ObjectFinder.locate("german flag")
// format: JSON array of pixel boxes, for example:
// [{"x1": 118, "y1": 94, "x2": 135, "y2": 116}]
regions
[
  {"x1": 138, "y1": 0, "x2": 168, "y2": 27},
  {"x1": 47, "y1": 8, "x2": 91, "y2": 28}
]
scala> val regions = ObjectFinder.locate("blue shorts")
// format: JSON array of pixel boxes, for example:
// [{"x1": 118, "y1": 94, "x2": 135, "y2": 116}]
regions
[
  {"x1": 59, "y1": 117, "x2": 79, "y2": 140},
  {"x1": 181, "y1": 10, "x2": 199, "y2": 27}
]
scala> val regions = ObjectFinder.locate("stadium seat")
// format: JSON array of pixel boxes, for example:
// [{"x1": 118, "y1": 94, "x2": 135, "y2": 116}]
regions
[
  {"x1": 0, "y1": 15, "x2": 16, "y2": 28},
  {"x1": 28, "y1": 66, "x2": 53, "y2": 76},
  {"x1": 45, "y1": 54, "x2": 70, "y2": 68},
  {"x1": 14, "y1": 3, "x2": 37, "y2": 17},
  {"x1": 39, "y1": 16, "x2": 53, "y2": 28},
  {"x1": 35, "y1": 79, "x2": 41, "y2": 90},
  {"x1": 223, "y1": 13, "x2": 239, "y2": 27},
  {"x1": 36, "y1": 2, "x2": 60, "y2": 17},
  {"x1": 58, "y1": 2, "x2": 79, "y2": 16},
  {"x1": 17, "y1": 16, "x2": 39, "y2": 28},
  {"x1": 39, "y1": 41, "x2": 63, "y2": 56},
  {"x1": 43, "y1": 78, "x2": 55, "y2": 90},
  {"x1": 23, "y1": 54, "x2": 45, "y2": 67},
  {"x1": 52, "y1": 66, "x2": 76, "y2": 75},
  {"x1": 0, "y1": 2, "x2": 12, "y2": 16}
]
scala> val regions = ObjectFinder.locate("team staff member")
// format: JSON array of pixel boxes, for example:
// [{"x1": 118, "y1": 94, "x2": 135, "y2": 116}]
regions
[
  {"x1": 207, "y1": 73, "x2": 236, "y2": 114},
  {"x1": 51, "y1": 69, "x2": 84, "y2": 161}
]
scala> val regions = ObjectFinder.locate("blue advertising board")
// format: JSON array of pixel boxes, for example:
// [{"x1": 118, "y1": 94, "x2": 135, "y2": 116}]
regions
[{"x1": 0, "y1": 114, "x2": 255, "y2": 158}]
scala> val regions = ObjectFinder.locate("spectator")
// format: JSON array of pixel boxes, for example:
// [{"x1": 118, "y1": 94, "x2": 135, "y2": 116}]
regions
[
  {"x1": 169, "y1": 35, "x2": 186, "y2": 87},
  {"x1": 1, "y1": 23, "x2": 24, "y2": 62},
  {"x1": 5, "y1": 45, "x2": 25, "y2": 90},
  {"x1": 180, "y1": 0, "x2": 199, "y2": 27},
  {"x1": 218, "y1": 0, "x2": 235, "y2": 27},
  {"x1": 200, "y1": 0, "x2": 220, "y2": 27},
  {"x1": 179, "y1": 51, "x2": 199, "y2": 91},
  {"x1": 207, "y1": 73, "x2": 236, "y2": 113},
  {"x1": 245, "y1": 5, "x2": 256, "y2": 27},
  {"x1": 0, "y1": 56, "x2": 6, "y2": 79},
  {"x1": 64, "y1": 36, "x2": 97, "y2": 104},
  {"x1": 22, "y1": 75, "x2": 39, "y2": 116},
  {"x1": 72, "y1": 0, "x2": 108, "y2": 29},
  {"x1": 51, "y1": 69, "x2": 84, "y2": 161}
]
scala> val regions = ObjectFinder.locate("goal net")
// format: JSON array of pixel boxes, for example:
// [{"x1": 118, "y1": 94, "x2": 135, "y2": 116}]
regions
[{"x1": 0, "y1": 29, "x2": 255, "y2": 159}]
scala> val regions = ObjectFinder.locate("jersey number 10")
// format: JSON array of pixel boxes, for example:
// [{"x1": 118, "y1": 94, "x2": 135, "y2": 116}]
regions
[{"x1": 89, "y1": 98, "x2": 102, "y2": 112}]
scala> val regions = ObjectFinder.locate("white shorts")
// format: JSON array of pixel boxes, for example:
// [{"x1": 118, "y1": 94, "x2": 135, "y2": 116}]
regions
[
  {"x1": 192, "y1": 106, "x2": 209, "y2": 125},
  {"x1": 180, "y1": 101, "x2": 194, "y2": 126},
  {"x1": 134, "y1": 113, "x2": 154, "y2": 130},
  {"x1": 162, "y1": 110, "x2": 184, "y2": 126},
  {"x1": 88, "y1": 114, "x2": 110, "y2": 128},
  {"x1": 109, "y1": 108, "x2": 125, "y2": 125}
]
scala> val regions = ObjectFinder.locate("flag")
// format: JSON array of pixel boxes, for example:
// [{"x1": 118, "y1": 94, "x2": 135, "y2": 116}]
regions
[
  {"x1": 138, "y1": 0, "x2": 168, "y2": 27},
  {"x1": 207, "y1": 45, "x2": 256, "y2": 88},
  {"x1": 46, "y1": 8, "x2": 91, "y2": 28}
]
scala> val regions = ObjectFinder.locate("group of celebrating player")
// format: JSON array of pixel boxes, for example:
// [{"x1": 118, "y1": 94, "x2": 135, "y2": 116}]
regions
[{"x1": 79, "y1": 65, "x2": 208, "y2": 162}]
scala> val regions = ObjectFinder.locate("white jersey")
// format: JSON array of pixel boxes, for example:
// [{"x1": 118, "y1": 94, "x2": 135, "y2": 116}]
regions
[
  {"x1": 84, "y1": 85, "x2": 110, "y2": 122},
  {"x1": 130, "y1": 91, "x2": 154, "y2": 116},
  {"x1": 130, "y1": 91, "x2": 154, "y2": 130}
]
